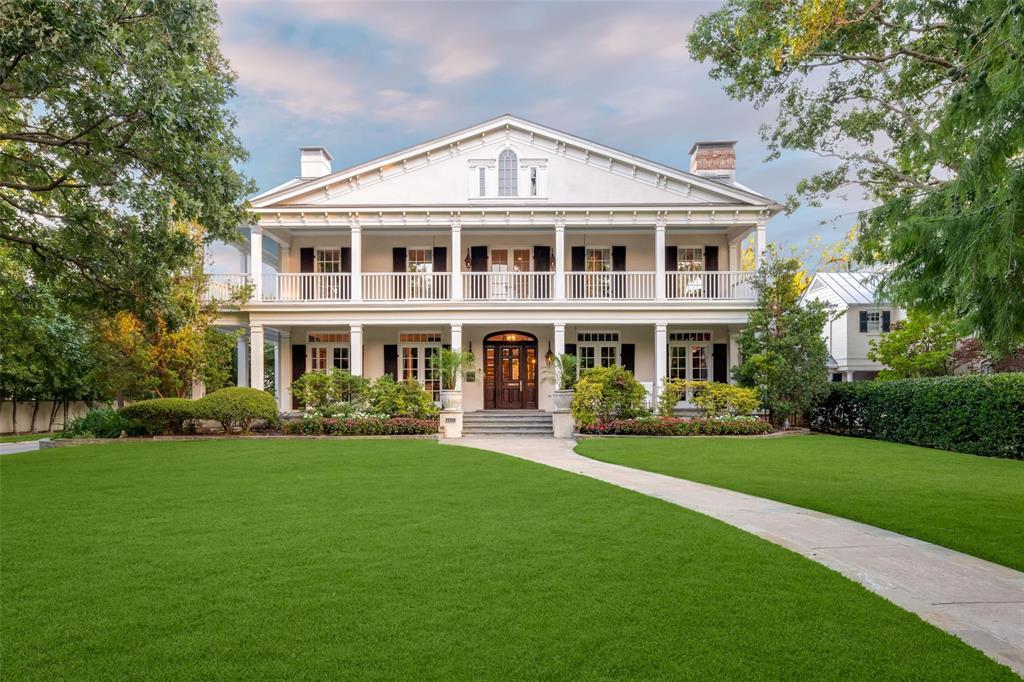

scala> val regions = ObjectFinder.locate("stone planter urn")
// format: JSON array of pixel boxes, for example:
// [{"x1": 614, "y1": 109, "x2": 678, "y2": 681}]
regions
[
  {"x1": 553, "y1": 389, "x2": 575, "y2": 411},
  {"x1": 440, "y1": 389, "x2": 462, "y2": 411}
]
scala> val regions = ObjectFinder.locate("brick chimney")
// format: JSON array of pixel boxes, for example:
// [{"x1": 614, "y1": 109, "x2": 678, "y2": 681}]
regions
[
  {"x1": 300, "y1": 146, "x2": 333, "y2": 178},
  {"x1": 688, "y1": 141, "x2": 736, "y2": 182}
]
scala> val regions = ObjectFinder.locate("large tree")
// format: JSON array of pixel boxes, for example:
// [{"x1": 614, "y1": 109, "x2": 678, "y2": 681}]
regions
[
  {"x1": 689, "y1": 0, "x2": 1024, "y2": 354},
  {"x1": 867, "y1": 310, "x2": 958, "y2": 379},
  {"x1": 734, "y1": 250, "x2": 833, "y2": 427},
  {"x1": 0, "y1": 0, "x2": 253, "y2": 313}
]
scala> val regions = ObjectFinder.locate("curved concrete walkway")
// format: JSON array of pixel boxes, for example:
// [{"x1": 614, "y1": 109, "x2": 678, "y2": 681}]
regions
[{"x1": 446, "y1": 436, "x2": 1024, "y2": 675}]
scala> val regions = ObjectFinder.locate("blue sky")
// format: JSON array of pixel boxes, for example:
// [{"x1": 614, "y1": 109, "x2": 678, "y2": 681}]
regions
[{"x1": 216, "y1": 0, "x2": 869, "y2": 262}]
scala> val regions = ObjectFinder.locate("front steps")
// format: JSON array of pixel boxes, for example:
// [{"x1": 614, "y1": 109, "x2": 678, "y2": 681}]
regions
[{"x1": 461, "y1": 410, "x2": 554, "y2": 437}]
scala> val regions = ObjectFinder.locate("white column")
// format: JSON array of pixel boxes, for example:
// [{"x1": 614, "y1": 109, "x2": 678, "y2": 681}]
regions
[
  {"x1": 554, "y1": 220, "x2": 566, "y2": 300},
  {"x1": 450, "y1": 220, "x2": 463, "y2": 301},
  {"x1": 236, "y1": 334, "x2": 249, "y2": 387},
  {"x1": 191, "y1": 379, "x2": 206, "y2": 400},
  {"x1": 350, "y1": 223, "x2": 362, "y2": 302},
  {"x1": 755, "y1": 218, "x2": 767, "y2": 268},
  {"x1": 553, "y1": 322, "x2": 565, "y2": 356},
  {"x1": 279, "y1": 242, "x2": 291, "y2": 274},
  {"x1": 250, "y1": 323, "x2": 265, "y2": 391},
  {"x1": 728, "y1": 330, "x2": 741, "y2": 384},
  {"x1": 280, "y1": 331, "x2": 292, "y2": 412},
  {"x1": 250, "y1": 225, "x2": 263, "y2": 300},
  {"x1": 273, "y1": 335, "x2": 282, "y2": 399},
  {"x1": 845, "y1": 371, "x2": 854, "y2": 383},
  {"x1": 349, "y1": 324, "x2": 363, "y2": 377},
  {"x1": 654, "y1": 323, "x2": 668, "y2": 403},
  {"x1": 654, "y1": 219, "x2": 666, "y2": 300},
  {"x1": 450, "y1": 323, "x2": 463, "y2": 391}
]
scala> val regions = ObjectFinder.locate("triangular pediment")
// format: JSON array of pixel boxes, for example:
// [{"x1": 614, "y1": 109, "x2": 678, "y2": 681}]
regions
[{"x1": 252, "y1": 114, "x2": 778, "y2": 210}]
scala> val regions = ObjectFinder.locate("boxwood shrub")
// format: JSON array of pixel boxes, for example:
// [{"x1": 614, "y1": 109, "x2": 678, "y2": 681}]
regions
[
  {"x1": 63, "y1": 407, "x2": 142, "y2": 439},
  {"x1": 197, "y1": 387, "x2": 278, "y2": 434},
  {"x1": 120, "y1": 398, "x2": 198, "y2": 435},
  {"x1": 809, "y1": 373, "x2": 1024, "y2": 459},
  {"x1": 579, "y1": 416, "x2": 772, "y2": 436},
  {"x1": 281, "y1": 417, "x2": 438, "y2": 436}
]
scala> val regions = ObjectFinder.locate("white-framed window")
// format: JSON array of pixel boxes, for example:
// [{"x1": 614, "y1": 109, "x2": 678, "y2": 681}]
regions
[
  {"x1": 399, "y1": 331, "x2": 442, "y2": 401},
  {"x1": 577, "y1": 331, "x2": 620, "y2": 371},
  {"x1": 406, "y1": 248, "x2": 433, "y2": 273},
  {"x1": 529, "y1": 167, "x2": 538, "y2": 196},
  {"x1": 478, "y1": 167, "x2": 487, "y2": 197},
  {"x1": 667, "y1": 331, "x2": 712, "y2": 385},
  {"x1": 864, "y1": 311, "x2": 882, "y2": 333},
  {"x1": 316, "y1": 248, "x2": 341, "y2": 273},
  {"x1": 498, "y1": 149, "x2": 518, "y2": 196},
  {"x1": 677, "y1": 248, "x2": 704, "y2": 272},
  {"x1": 307, "y1": 332, "x2": 351, "y2": 373}
]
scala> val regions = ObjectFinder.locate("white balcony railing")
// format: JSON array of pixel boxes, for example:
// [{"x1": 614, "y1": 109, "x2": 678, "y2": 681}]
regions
[
  {"x1": 204, "y1": 273, "x2": 251, "y2": 302},
  {"x1": 362, "y1": 272, "x2": 451, "y2": 301},
  {"x1": 463, "y1": 271, "x2": 554, "y2": 301},
  {"x1": 265, "y1": 273, "x2": 352, "y2": 301},
  {"x1": 666, "y1": 271, "x2": 755, "y2": 300},
  {"x1": 566, "y1": 272, "x2": 657, "y2": 300}
]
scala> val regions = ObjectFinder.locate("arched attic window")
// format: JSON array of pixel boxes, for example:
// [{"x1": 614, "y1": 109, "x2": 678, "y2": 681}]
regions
[{"x1": 498, "y1": 149, "x2": 518, "y2": 197}]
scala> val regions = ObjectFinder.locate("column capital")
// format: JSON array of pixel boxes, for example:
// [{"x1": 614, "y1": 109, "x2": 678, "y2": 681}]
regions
[
  {"x1": 250, "y1": 322, "x2": 264, "y2": 333},
  {"x1": 655, "y1": 322, "x2": 668, "y2": 332},
  {"x1": 349, "y1": 323, "x2": 363, "y2": 333},
  {"x1": 450, "y1": 322, "x2": 463, "y2": 331},
  {"x1": 250, "y1": 224, "x2": 263, "y2": 235},
  {"x1": 449, "y1": 213, "x2": 462, "y2": 230},
  {"x1": 553, "y1": 322, "x2": 565, "y2": 332},
  {"x1": 655, "y1": 216, "x2": 667, "y2": 230},
  {"x1": 349, "y1": 215, "x2": 361, "y2": 231}
]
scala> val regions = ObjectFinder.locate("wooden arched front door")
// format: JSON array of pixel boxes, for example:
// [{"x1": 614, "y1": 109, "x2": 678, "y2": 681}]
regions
[{"x1": 483, "y1": 331, "x2": 538, "y2": 410}]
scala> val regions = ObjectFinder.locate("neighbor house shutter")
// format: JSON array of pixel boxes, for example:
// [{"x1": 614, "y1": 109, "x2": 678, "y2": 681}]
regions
[
  {"x1": 704, "y1": 246, "x2": 720, "y2": 298},
  {"x1": 713, "y1": 343, "x2": 728, "y2": 385},
  {"x1": 611, "y1": 246, "x2": 627, "y2": 298},
  {"x1": 620, "y1": 344, "x2": 635, "y2": 373},
  {"x1": 291, "y1": 344, "x2": 306, "y2": 409},
  {"x1": 384, "y1": 344, "x2": 398, "y2": 380},
  {"x1": 882, "y1": 311, "x2": 892, "y2": 332},
  {"x1": 859, "y1": 311, "x2": 868, "y2": 332},
  {"x1": 665, "y1": 245, "x2": 678, "y2": 297}
]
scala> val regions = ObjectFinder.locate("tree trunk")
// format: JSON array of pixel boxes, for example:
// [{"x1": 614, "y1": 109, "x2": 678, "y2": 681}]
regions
[
  {"x1": 30, "y1": 401, "x2": 40, "y2": 433},
  {"x1": 63, "y1": 399, "x2": 69, "y2": 431},
  {"x1": 47, "y1": 400, "x2": 61, "y2": 432},
  {"x1": 11, "y1": 398, "x2": 17, "y2": 435}
]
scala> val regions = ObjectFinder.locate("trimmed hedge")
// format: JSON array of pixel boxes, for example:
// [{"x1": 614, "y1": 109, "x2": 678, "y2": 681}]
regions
[
  {"x1": 809, "y1": 373, "x2": 1024, "y2": 459},
  {"x1": 579, "y1": 416, "x2": 773, "y2": 436},
  {"x1": 282, "y1": 417, "x2": 438, "y2": 436},
  {"x1": 199, "y1": 387, "x2": 278, "y2": 433},
  {"x1": 63, "y1": 407, "x2": 141, "y2": 438},
  {"x1": 120, "y1": 398, "x2": 197, "y2": 436}
]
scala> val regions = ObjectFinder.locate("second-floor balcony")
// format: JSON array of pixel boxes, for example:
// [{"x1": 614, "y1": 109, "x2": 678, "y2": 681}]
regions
[{"x1": 206, "y1": 271, "x2": 755, "y2": 304}]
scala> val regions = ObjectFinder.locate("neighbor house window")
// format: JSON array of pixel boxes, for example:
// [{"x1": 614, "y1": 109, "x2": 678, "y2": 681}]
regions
[
  {"x1": 864, "y1": 311, "x2": 882, "y2": 333},
  {"x1": 577, "y1": 331, "x2": 619, "y2": 371},
  {"x1": 498, "y1": 149, "x2": 518, "y2": 196},
  {"x1": 399, "y1": 332, "x2": 442, "y2": 401}
]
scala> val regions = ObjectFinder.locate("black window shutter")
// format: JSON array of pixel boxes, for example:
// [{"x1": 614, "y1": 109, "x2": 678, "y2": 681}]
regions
[
  {"x1": 470, "y1": 245, "x2": 488, "y2": 272},
  {"x1": 392, "y1": 247, "x2": 407, "y2": 273},
  {"x1": 859, "y1": 311, "x2": 868, "y2": 333},
  {"x1": 533, "y1": 245, "x2": 551, "y2": 271},
  {"x1": 384, "y1": 344, "x2": 398, "y2": 379},
  {"x1": 300, "y1": 248, "x2": 314, "y2": 273},
  {"x1": 611, "y1": 246, "x2": 627, "y2": 271},
  {"x1": 713, "y1": 343, "x2": 728, "y2": 384},
  {"x1": 433, "y1": 246, "x2": 447, "y2": 272},
  {"x1": 704, "y1": 246, "x2": 719, "y2": 271},
  {"x1": 665, "y1": 246, "x2": 678, "y2": 271},
  {"x1": 564, "y1": 343, "x2": 577, "y2": 357},
  {"x1": 620, "y1": 344, "x2": 635, "y2": 373},
  {"x1": 882, "y1": 311, "x2": 892, "y2": 332},
  {"x1": 291, "y1": 344, "x2": 306, "y2": 409},
  {"x1": 340, "y1": 247, "x2": 352, "y2": 273},
  {"x1": 571, "y1": 246, "x2": 586, "y2": 271}
]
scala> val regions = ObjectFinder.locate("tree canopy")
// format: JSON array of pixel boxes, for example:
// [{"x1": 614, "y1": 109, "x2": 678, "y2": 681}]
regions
[
  {"x1": 689, "y1": 0, "x2": 1024, "y2": 354},
  {"x1": 0, "y1": 0, "x2": 253, "y2": 313},
  {"x1": 867, "y1": 310, "x2": 958, "y2": 379}
]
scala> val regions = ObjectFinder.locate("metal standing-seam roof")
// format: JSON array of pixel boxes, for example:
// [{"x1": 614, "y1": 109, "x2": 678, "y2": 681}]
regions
[{"x1": 806, "y1": 271, "x2": 887, "y2": 306}]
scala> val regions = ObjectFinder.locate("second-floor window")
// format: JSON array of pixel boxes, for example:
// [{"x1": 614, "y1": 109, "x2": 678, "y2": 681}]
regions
[
  {"x1": 677, "y1": 248, "x2": 704, "y2": 271},
  {"x1": 864, "y1": 311, "x2": 882, "y2": 332},
  {"x1": 406, "y1": 249, "x2": 433, "y2": 273},
  {"x1": 498, "y1": 149, "x2": 518, "y2": 196},
  {"x1": 529, "y1": 167, "x2": 538, "y2": 196},
  {"x1": 478, "y1": 167, "x2": 487, "y2": 196},
  {"x1": 316, "y1": 248, "x2": 341, "y2": 273}
]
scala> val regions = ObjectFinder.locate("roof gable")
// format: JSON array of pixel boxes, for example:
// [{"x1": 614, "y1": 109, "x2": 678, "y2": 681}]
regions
[
  {"x1": 802, "y1": 271, "x2": 887, "y2": 306},
  {"x1": 252, "y1": 114, "x2": 780, "y2": 210}
]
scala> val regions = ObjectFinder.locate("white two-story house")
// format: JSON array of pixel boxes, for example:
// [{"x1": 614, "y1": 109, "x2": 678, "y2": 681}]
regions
[
  {"x1": 208, "y1": 115, "x2": 781, "y2": 429},
  {"x1": 801, "y1": 270, "x2": 905, "y2": 382}
]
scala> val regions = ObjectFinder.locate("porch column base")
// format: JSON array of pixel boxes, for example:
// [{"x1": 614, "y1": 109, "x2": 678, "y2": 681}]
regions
[
  {"x1": 440, "y1": 410, "x2": 463, "y2": 438},
  {"x1": 553, "y1": 411, "x2": 574, "y2": 439}
]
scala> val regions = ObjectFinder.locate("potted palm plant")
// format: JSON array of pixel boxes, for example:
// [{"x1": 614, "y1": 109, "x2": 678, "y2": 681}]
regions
[
  {"x1": 551, "y1": 353, "x2": 578, "y2": 410},
  {"x1": 432, "y1": 348, "x2": 476, "y2": 411}
]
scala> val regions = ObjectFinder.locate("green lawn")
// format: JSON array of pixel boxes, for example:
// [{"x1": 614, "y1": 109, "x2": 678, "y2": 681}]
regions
[
  {"x1": 0, "y1": 441, "x2": 1014, "y2": 680},
  {"x1": 577, "y1": 434, "x2": 1024, "y2": 572},
  {"x1": 0, "y1": 432, "x2": 56, "y2": 443}
]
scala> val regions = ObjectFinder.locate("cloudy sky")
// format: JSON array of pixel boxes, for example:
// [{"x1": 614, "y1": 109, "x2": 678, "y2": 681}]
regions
[{"x1": 216, "y1": 0, "x2": 869, "y2": 262}]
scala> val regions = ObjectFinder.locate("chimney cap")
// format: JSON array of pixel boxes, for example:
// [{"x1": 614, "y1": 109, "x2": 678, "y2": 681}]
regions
[
  {"x1": 300, "y1": 146, "x2": 333, "y2": 161},
  {"x1": 688, "y1": 140, "x2": 737, "y2": 155}
]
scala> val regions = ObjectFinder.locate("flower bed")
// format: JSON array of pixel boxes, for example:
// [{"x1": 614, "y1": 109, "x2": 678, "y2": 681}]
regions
[
  {"x1": 282, "y1": 417, "x2": 439, "y2": 436},
  {"x1": 578, "y1": 416, "x2": 772, "y2": 436}
]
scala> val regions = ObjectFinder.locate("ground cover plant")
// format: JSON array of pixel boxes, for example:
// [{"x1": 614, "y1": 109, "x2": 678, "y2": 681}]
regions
[
  {"x1": 578, "y1": 416, "x2": 771, "y2": 436},
  {"x1": 578, "y1": 434, "x2": 1024, "y2": 572},
  {"x1": 0, "y1": 432, "x2": 58, "y2": 443},
  {"x1": 0, "y1": 440, "x2": 1015, "y2": 680}
]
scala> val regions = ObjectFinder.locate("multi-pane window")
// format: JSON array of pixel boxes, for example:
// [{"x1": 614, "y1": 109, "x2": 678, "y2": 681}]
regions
[
  {"x1": 677, "y1": 248, "x2": 704, "y2": 272},
  {"x1": 316, "y1": 248, "x2": 341, "y2": 273},
  {"x1": 498, "y1": 149, "x2": 518, "y2": 196},
  {"x1": 399, "y1": 332, "x2": 442, "y2": 401},
  {"x1": 585, "y1": 247, "x2": 612, "y2": 298},
  {"x1": 407, "y1": 249, "x2": 432, "y2": 273},
  {"x1": 667, "y1": 331, "x2": 711, "y2": 389},
  {"x1": 864, "y1": 311, "x2": 882, "y2": 332},
  {"x1": 577, "y1": 331, "x2": 619, "y2": 371},
  {"x1": 308, "y1": 332, "x2": 350, "y2": 373},
  {"x1": 478, "y1": 167, "x2": 487, "y2": 197},
  {"x1": 586, "y1": 248, "x2": 611, "y2": 272},
  {"x1": 529, "y1": 167, "x2": 538, "y2": 196}
]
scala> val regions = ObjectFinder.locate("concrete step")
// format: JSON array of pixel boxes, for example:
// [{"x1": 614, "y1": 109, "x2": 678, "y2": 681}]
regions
[{"x1": 461, "y1": 429, "x2": 555, "y2": 437}]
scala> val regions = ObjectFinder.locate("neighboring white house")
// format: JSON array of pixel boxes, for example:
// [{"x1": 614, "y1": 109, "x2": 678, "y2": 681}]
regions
[
  {"x1": 801, "y1": 270, "x2": 905, "y2": 382},
  {"x1": 206, "y1": 114, "x2": 782, "y2": 430}
]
